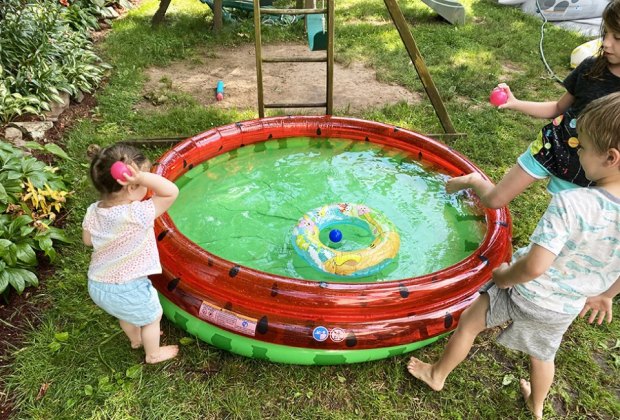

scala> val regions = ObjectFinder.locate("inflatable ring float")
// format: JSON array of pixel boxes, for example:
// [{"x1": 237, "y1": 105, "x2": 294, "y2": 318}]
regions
[
  {"x1": 150, "y1": 116, "x2": 512, "y2": 365},
  {"x1": 292, "y1": 203, "x2": 400, "y2": 277}
]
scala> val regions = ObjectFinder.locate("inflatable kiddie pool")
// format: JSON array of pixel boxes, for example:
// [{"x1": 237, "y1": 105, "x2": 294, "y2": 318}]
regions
[
  {"x1": 150, "y1": 116, "x2": 512, "y2": 365},
  {"x1": 498, "y1": 0, "x2": 610, "y2": 21}
]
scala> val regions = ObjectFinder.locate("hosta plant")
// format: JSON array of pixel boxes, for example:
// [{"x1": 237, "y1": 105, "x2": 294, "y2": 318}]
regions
[{"x1": 0, "y1": 0, "x2": 109, "y2": 123}]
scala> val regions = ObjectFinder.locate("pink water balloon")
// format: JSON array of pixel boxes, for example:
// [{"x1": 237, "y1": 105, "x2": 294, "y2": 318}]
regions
[
  {"x1": 489, "y1": 87, "x2": 508, "y2": 107},
  {"x1": 110, "y1": 161, "x2": 130, "y2": 181}
]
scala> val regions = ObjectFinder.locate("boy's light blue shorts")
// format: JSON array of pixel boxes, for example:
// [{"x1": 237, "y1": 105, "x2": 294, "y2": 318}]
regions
[
  {"x1": 88, "y1": 277, "x2": 163, "y2": 327},
  {"x1": 517, "y1": 149, "x2": 579, "y2": 194}
]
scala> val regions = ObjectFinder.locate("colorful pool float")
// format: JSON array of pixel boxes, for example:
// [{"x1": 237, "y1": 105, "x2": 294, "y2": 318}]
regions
[
  {"x1": 292, "y1": 203, "x2": 400, "y2": 277},
  {"x1": 150, "y1": 116, "x2": 512, "y2": 365}
]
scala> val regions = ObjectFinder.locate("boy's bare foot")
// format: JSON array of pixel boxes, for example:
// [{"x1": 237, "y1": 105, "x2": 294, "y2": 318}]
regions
[
  {"x1": 145, "y1": 345, "x2": 179, "y2": 364},
  {"x1": 446, "y1": 173, "x2": 481, "y2": 194},
  {"x1": 407, "y1": 357, "x2": 444, "y2": 391},
  {"x1": 520, "y1": 379, "x2": 543, "y2": 419}
]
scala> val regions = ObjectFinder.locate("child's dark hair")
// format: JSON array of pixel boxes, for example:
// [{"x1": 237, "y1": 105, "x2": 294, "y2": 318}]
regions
[
  {"x1": 588, "y1": 0, "x2": 620, "y2": 79},
  {"x1": 577, "y1": 92, "x2": 620, "y2": 154},
  {"x1": 87, "y1": 143, "x2": 149, "y2": 195}
]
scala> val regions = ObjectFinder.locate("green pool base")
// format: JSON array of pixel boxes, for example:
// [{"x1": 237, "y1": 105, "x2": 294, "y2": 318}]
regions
[{"x1": 160, "y1": 294, "x2": 447, "y2": 365}]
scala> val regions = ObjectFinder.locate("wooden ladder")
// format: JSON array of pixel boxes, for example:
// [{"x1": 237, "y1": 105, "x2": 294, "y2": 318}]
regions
[{"x1": 253, "y1": 0, "x2": 334, "y2": 117}]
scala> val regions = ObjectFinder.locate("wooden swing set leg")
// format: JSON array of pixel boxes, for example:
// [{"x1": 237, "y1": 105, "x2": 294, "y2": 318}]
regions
[
  {"x1": 383, "y1": 0, "x2": 457, "y2": 135},
  {"x1": 152, "y1": 0, "x2": 171, "y2": 25}
]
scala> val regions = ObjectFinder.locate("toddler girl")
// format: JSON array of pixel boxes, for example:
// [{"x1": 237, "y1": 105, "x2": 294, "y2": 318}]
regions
[{"x1": 82, "y1": 143, "x2": 179, "y2": 364}]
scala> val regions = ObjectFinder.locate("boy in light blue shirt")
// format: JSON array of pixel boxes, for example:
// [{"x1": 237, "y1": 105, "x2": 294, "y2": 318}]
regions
[{"x1": 408, "y1": 92, "x2": 620, "y2": 420}]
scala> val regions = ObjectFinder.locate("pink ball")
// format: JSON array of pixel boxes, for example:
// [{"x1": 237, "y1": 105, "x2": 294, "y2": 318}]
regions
[
  {"x1": 110, "y1": 161, "x2": 130, "y2": 181},
  {"x1": 489, "y1": 88, "x2": 508, "y2": 107}
]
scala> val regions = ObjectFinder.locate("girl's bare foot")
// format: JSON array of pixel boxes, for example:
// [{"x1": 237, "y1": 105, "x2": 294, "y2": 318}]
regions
[
  {"x1": 446, "y1": 173, "x2": 482, "y2": 194},
  {"x1": 145, "y1": 345, "x2": 179, "y2": 364},
  {"x1": 520, "y1": 379, "x2": 543, "y2": 419},
  {"x1": 407, "y1": 357, "x2": 445, "y2": 391},
  {"x1": 131, "y1": 331, "x2": 163, "y2": 349}
]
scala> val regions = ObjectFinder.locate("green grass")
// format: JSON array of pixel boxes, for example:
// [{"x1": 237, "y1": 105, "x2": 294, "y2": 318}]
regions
[{"x1": 5, "y1": 0, "x2": 620, "y2": 418}]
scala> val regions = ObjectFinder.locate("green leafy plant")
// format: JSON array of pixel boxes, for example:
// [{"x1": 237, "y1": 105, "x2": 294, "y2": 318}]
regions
[
  {"x1": 0, "y1": 0, "x2": 109, "y2": 123},
  {"x1": 61, "y1": 0, "x2": 104, "y2": 31},
  {"x1": 0, "y1": 142, "x2": 71, "y2": 300},
  {"x1": 0, "y1": 70, "x2": 46, "y2": 124}
]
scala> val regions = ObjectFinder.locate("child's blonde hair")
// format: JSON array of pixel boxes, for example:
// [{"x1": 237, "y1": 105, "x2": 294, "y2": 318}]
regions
[
  {"x1": 87, "y1": 143, "x2": 149, "y2": 196},
  {"x1": 577, "y1": 92, "x2": 620, "y2": 154}
]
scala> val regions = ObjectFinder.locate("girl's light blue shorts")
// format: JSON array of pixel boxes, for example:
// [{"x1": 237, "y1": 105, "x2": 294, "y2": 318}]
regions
[{"x1": 88, "y1": 277, "x2": 163, "y2": 327}]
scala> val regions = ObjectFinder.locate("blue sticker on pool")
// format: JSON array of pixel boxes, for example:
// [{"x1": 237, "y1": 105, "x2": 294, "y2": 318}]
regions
[{"x1": 313, "y1": 326, "x2": 329, "y2": 341}]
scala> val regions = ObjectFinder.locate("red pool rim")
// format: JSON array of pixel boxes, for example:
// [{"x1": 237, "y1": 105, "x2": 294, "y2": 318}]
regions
[{"x1": 150, "y1": 115, "x2": 512, "y2": 357}]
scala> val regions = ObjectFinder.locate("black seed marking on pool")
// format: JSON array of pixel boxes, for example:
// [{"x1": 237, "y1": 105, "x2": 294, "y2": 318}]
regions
[
  {"x1": 257, "y1": 316, "x2": 269, "y2": 334},
  {"x1": 167, "y1": 278, "x2": 180, "y2": 291}
]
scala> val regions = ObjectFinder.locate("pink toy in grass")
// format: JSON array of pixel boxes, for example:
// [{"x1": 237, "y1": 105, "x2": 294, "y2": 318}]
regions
[
  {"x1": 110, "y1": 161, "x2": 131, "y2": 181},
  {"x1": 489, "y1": 87, "x2": 508, "y2": 107}
]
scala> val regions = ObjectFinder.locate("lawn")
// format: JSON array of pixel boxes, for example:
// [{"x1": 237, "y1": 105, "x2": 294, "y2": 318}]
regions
[{"x1": 3, "y1": 0, "x2": 620, "y2": 418}]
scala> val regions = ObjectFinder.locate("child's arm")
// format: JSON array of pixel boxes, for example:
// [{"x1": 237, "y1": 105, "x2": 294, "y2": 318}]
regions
[
  {"x1": 120, "y1": 166, "x2": 179, "y2": 217},
  {"x1": 83, "y1": 229, "x2": 92, "y2": 246},
  {"x1": 496, "y1": 83, "x2": 574, "y2": 119},
  {"x1": 579, "y1": 276, "x2": 620, "y2": 325},
  {"x1": 492, "y1": 244, "x2": 556, "y2": 289}
]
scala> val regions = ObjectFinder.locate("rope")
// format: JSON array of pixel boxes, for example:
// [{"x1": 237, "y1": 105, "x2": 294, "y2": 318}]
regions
[{"x1": 536, "y1": 0, "x2": 564, "y2": 85}]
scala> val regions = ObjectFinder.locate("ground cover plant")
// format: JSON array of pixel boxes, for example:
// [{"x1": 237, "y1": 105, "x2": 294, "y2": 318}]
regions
[
  {"x1": 3, "y1": 0, "x2": 620, "y2": 418},
  {"x1": 0, "y1": 142, "x2": 71, "y2": 301}
]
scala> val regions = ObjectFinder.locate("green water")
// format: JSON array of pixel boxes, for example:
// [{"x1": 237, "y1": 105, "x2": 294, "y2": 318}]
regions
[{"x1": 168, "y1": 137, "x2": 485, "y2": 282}]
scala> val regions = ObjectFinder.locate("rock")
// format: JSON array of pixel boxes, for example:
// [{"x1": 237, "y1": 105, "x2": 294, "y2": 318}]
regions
[
  {"x1": 44, "y1": 92, "x2": 70, "y2": 121},
  {"x1": 4, "y1": 126, "x2": 24, "y2": 147},
  {"x1": 74, "y1": 91, "x2": 85, "y2": 104},
  {"x1": 101, "y1": 6, "x2": 119, "y2": 18},
  {"x1": 118, "y1": 0, "x2": 134, "y2": 10},
  {"x1": 11, "y1": 121, "x2": 54, "y2": 141}
]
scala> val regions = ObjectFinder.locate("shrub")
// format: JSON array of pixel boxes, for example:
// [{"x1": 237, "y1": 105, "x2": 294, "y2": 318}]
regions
[
  {"x1": 0, "y1": 142, "x2": 71, "y2": 301},
  {"x1": 0, "y1": 0, "x2": 110, "y2": 123}
]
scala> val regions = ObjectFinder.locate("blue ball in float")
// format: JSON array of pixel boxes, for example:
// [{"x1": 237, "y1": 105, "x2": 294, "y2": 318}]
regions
[{"x1": 329, "y1": 229, "x2": 343, "y2": 243}]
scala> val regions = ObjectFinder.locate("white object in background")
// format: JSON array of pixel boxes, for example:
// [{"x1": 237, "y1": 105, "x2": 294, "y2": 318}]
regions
[
  {"x1": 570, "y1": 38, "x2": 602, "y2": 67},
  {"x1": 497, "y1": 0, "x2": 610, "y2": 21}
]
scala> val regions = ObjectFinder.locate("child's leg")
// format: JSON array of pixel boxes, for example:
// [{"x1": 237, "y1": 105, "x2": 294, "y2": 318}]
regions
[
  {"x1": 407, "y1": 293, "x2": 490, "y2": 391},
  {"x1": 141, "y1": 315, "x2": 179, "y2": 364},
  {"x1": 520, "y1": 356, "x2": 554, "y2": 420},
  {"x1": 446, "y1": 165, "x2": 537, "y2": 209},
  {"x1": 119, "y1": 319, "x2": 142, "y2": 349}
]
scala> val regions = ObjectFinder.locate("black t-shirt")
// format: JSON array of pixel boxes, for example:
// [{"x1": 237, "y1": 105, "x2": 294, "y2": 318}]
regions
[{"x1": 564, "y1": 57, "x2": 620, "y2": 116}]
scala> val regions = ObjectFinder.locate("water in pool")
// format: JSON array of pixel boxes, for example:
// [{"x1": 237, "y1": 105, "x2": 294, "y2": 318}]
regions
[{"x1": 168, "y1": 137, "x2": 485, "y2": 282}]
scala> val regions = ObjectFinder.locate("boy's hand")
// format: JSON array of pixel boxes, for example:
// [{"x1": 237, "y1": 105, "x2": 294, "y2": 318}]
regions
[{"x1": 580, "y1": 295, "x2": 613, "y2": 324}]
